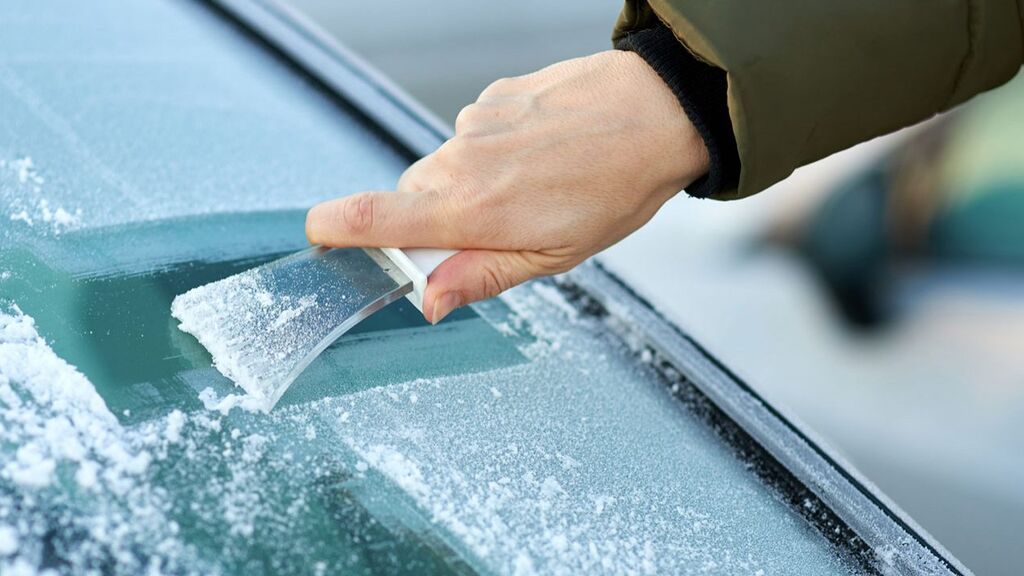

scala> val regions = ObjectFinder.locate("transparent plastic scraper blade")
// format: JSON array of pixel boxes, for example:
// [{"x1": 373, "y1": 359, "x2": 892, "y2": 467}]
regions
[{"x1": 171, "y1": 247, "x2": 411, "y2": 411}]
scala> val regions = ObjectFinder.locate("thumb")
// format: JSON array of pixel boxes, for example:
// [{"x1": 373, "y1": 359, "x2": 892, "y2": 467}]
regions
[{"x1": 422, "y1": 250, "x2": 542, "y2": 324}]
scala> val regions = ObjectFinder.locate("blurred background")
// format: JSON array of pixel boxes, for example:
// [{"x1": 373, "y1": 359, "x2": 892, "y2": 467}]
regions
[{"x1": 285, "y1": 2, "x2": 1024, "y2": 573}]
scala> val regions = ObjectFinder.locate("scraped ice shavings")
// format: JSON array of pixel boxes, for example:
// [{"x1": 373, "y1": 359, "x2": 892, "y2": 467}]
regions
[
  {"x1": 198, "y1": 385, "x2": 267, "y2": 415},
  {"x1": 0, "y1": 306, "x2": 150, "y2": 489},
  {"x1": 1, "y1": 304, "x2": 408, "y2": 574},
  {"x1": 0, "y1": 524, "x2": 18, "y2": 556},
  {"x1": 171, "y1": 247, "x2": 408, "y2": 411},
  {"x1": 0, "y1": 305, "x2": 206, "y2": 574}
]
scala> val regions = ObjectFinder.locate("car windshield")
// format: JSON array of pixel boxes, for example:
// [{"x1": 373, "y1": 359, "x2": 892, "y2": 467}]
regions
[{"x1": 1, "y1": 1, "x2": 875, "y2": 574}]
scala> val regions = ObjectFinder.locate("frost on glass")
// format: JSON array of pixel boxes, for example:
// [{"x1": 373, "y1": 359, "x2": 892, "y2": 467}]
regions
[
  {"x1": 313, "y1": 286, "x2": 871, "y2": 575},
  {"x1": 0, "y1": 284, "x2": 875, "y2": 575},
  {"x1": 171, "y1": 247, "x2": 411, "y2": 411},
  {"x1": 0, "y1": 0, "x2": 407, "y2": 237},
  {"x1": 0, "y1": 0, "x2": 880, "y2": 574}
]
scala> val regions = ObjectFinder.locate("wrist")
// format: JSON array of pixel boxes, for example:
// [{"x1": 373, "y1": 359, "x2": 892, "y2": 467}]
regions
[
  {"x1": 615, "y1": 25, "x2": 738, "y2": 198},
  {"x1": 610, "y1": 50, "x2": 710, "y2": 194}
]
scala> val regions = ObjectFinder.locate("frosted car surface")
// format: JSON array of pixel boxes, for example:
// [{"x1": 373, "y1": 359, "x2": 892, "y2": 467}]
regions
[{"x1": 1, "y1": 1, "x2": 883, "y2": 574}]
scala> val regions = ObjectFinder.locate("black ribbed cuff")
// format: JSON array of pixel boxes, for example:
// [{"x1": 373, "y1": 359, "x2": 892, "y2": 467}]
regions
[{"x1": 615, "y1": 25, "x2": 739, "y2": 198}]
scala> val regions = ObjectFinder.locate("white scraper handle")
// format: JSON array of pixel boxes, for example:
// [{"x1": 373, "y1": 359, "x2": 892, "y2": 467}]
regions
[{"x1": 380, "y1": 248, "x2": 458, "y2": 312}]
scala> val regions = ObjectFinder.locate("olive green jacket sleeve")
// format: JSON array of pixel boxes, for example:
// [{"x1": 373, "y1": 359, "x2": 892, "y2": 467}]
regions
[{"x1": 614, "y1": 0, "x2": 1024, "y2": 199}]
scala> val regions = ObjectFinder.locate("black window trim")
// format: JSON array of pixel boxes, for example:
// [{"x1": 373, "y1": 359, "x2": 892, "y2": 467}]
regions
[{"x1": 201, "y1": 1, "x2": 971, "y2": 574}]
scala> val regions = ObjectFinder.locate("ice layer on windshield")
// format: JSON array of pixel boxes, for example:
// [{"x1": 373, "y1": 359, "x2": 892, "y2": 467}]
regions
[
  {"x1": 0, "y1": 0, "x2": 407, "y2": 236},
  {"x1": 1, "y1": 0, "x2": 882, "y2": 572},
  {"x1": 305, "y1": 284, "x2": 870, "y2": 575},
  {"x1": 2, "y1": 279, "x2": 878, "y2": 575}
]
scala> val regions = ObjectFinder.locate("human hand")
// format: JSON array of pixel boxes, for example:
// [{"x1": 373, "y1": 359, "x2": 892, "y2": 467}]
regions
[{"x1": 306, "y1": 50, "x2": 709, "y2": 323}]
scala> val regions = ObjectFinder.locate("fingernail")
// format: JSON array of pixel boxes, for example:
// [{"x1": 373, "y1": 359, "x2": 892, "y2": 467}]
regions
[
  {"x1": 305, "y1": 204, "x2": 325, "y2": 243},
  {"x1": 432, "y1": 292, "x2": 462, "y2": 324}
]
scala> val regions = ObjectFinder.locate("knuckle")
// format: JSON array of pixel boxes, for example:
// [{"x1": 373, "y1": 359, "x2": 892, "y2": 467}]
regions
[
  {"x1": 480, "y1": 77, "x2": 514, "y2": 99},
  {"x1": 342, "y1": 193, "x2": 375, "y2": 235},
  {"x1": 396, "y1": 172, "x2": 421, "y2": 193},
  {"x1": 456, "y1": 103, "x2": 512, "y2": 137},
  {"x1": 454, "y1": 104, "x2": 477, "y2": 134}
]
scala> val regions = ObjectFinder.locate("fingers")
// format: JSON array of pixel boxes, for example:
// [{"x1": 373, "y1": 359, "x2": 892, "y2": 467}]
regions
[
  {"x1": 422, "y1": 249, "x2": 547, "y2": 324},
  {"x1": 306, "y1": 190, "x2": 452, "y2": 249}
]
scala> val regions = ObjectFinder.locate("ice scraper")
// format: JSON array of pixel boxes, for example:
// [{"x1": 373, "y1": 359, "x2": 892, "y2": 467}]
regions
[{"x1": 170, "y1": 246, "x2": 455, "y2": 411}]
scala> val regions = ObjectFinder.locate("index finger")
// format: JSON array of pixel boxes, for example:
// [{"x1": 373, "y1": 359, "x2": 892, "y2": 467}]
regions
[{"x1": 305, "y1": 190, "x2": 456, "y2": 249}]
